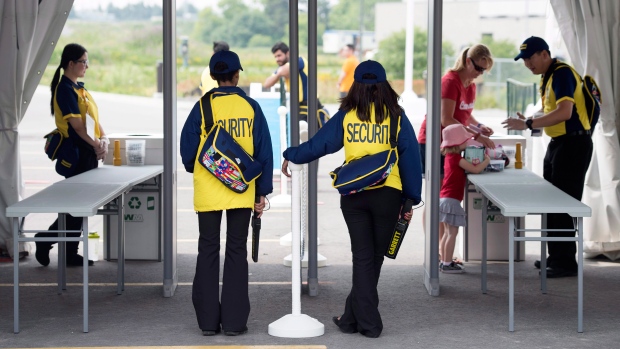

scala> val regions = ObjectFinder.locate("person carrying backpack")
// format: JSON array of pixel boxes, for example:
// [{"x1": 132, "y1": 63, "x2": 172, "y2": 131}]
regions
[
  {"x1": 503, "y1": 36, "x2": 594, "y2": 278},
  {"x1": 180, "y1": 50, "x2": 274, "y2": 336}
]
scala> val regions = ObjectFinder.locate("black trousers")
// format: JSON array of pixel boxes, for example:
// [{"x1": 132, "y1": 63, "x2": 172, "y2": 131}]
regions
[
  {"x1": 337, "y1": 187, "x2": 401, "y2": 337},
  {"x1": 543, "y1": 134, "x2": 593, "y2": 270},
  {"x1": 192, "y1": 208, "x2": 251, "y2": 332},
  {"x1": 36, "y1": 143, "x2": 98, "y2": 255}
]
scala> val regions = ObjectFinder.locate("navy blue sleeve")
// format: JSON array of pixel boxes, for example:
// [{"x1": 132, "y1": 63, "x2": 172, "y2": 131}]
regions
[
  {"x1": 179, "y1": 102, "x2": 203, "y2": 173},
  {"x1": 56, "y1": 84, "x2": 80, "y2": 117},
  {"x1": 397, "y1": 113, "x2": 423, "y2": 204},
  {"x1": 283, "y1": 110, "x2": 345, "y2": 163},
  {"x1": 251, "y1": 101, "x2": 274, "y2": 197},
  {"x1": 552, "y1": 67, "x2": 578, "y2": 101}
]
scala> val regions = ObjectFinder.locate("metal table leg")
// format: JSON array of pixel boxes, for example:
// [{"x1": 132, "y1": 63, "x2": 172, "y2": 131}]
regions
[
  {"x1": 577, "y1": 217, "x2": 583, "y2": 333},
  {"x1": 541, "y1": 214, "x2": 547, "y2": 294},
  {"x1": 117, "y1": 193, "x2": 125, "y2": 295},
  {"x1": 508, "y1": 218, "x2": 515, "y2": 332},
  {"x1": 58, "y1": 213, "x2": 66, "y2": 293},
  {"x1": 13, "y1": 217, "x2": 20, "y2": 334},
  {"x1": 82, "y1": 217, "x2": 89, "y2": 333},
  {"x1": 481, "y1": 195, "x2": 488, "y2": 294}
]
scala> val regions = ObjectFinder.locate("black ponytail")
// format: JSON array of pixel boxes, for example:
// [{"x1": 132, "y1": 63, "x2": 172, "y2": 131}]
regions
[
  {"x1": 50, "y1": 66, "x2": 62, "y2": 115},
  {"x1": 49, "y1": 43, "x2": 87, "y2": 115}
]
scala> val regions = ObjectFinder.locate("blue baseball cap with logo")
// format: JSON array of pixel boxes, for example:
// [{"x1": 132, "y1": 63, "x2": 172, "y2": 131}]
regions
[
  {"x1": 354, "y1": 60, "x2": 387, "y2": 84},
  {"x1": 514, "y1": 36, "x2": 549, "y2": 61},
  {"x1": 209, "y1": 50, "x2": 243, "y2": 73}
]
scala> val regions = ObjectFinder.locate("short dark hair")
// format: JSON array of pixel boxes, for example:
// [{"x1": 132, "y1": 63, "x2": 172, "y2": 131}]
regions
[
  {"x1": 213, "y1": 41, "x2": 229, "y2": 53},
  {"x1": 211, "y1": 61, "x2": 237, "y2": 83},
  {"x1": 346, "y1": 44, "x2": 355, "y2": 51},
  {"x1": 271, "y1": 41, "x2": 289, "y2": 54}
]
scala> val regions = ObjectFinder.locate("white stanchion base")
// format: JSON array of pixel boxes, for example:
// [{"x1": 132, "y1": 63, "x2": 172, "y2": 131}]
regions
[
  {"x1": 269, "y1": 194, "x2": 291, "y2": 208},
  {"x1": 268, "y1": 313, "x2": 324, "y2": 338},
  {"x1": 279, "y1": 232, "x2": 320, "y2": 246},
  {"x1": 283, "y1": 252, "x2": 327, "y2": 268}
]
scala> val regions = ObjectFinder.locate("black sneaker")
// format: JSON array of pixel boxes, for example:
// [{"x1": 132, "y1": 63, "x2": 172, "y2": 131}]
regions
[
  {"x1": 202, "y1": 329, "x2": 220, "y2": 336},
  {"x1": 67, "y1": 254, "x2": 94, "y2": 267},
  {"x1": 35, "y1": 242, "x2": 52, "y2": 266},
  {"x1": 224, "y1": 327, "x2": 248, "y2": 336},
  {"x1": 534, "y1": 260, "x2": 541, "y2": 269},
  {"x1": 541, "y1": 267, "x2": 577, "y2": 278}
]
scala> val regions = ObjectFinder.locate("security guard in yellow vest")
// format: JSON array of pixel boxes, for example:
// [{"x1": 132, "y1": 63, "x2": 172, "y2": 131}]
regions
[
  {"x1": 281, "y1": 61, "x2": 422, "y2": 338},
  {"x1": 504, "y1": 36, "x2": 593, "y2": 278},
  {"x1": 263, "y1": 42, "x2": 329, "y2": 127},
  {"x1": 180, "y1": 50, "x2": 273, "y2": 336}
]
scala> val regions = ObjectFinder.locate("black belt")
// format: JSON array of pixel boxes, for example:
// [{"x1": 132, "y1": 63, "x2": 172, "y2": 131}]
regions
[{"x1": 551, "y1": 129, "x2": 591, "y2": 141}]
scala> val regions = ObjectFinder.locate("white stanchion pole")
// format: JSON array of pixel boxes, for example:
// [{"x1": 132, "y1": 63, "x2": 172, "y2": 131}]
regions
[
  {"x1": 283, "y1": 163, "x2": 327, "y2": 267},
  {"x1": 268, "y1": 162, "x2": 324, "y2": 338},
  {"x1": 270, "y1": 106, "x2": 292, "y2": 208},
  {"x1": 279, "y1": 120, "x2": 321, "y2": 247}
]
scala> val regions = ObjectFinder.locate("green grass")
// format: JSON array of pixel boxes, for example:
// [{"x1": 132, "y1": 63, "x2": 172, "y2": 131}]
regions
[{"x1": 43, "y1": 19, "x2": 349, "y2": 103}]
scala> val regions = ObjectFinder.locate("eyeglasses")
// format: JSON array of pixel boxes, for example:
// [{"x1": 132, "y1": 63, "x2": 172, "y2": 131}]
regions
[
  {"x1": 469, "y1": 58, "x2": 485, "y2": 73},
  {"x1": 74, "y1": 59, "x2": 89, "y2": 65}
]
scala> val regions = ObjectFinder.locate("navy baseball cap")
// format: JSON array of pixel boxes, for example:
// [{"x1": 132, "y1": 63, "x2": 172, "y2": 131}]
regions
[
  {"x1": 514, "y1": 36, "x2": 549, "y2": 61},
  {"x1": 354, "y1": 60, "x2": 387, "y2": 84},
  {"x1": 209, "y1": 50, "x2": 243, "y2": 74}
]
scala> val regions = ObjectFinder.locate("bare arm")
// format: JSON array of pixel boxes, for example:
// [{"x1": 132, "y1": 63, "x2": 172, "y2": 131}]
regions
[
  {"x1": 442, "y1": 98, "x2": 494, "y2": 148},
  {"x1": 503, "y1": 100, "x2": 573, "y2": 131},
  {"x1": 468, "y1": 115, "x2": 494, "y2": 136},
  {"x1": 263, "y1": 63, "x2": 290, "y2": 89},
  {"x1": 459, "y1": 155, "x2": 490, "y2": 174},
  {"x1": 337, "y1": 69, "x2": 346, "y2": 86},
  {"x1": 440, "y1": 98, "x2": 459, "y2": 127}
]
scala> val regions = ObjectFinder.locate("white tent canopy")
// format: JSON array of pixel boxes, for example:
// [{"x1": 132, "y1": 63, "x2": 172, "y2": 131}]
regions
[
  {"x1": 0, "y1": 0, "x2": 74, "y2": 257},
  {"x1": 551, "y1": 0, "x2": 620, "y2": 259}
]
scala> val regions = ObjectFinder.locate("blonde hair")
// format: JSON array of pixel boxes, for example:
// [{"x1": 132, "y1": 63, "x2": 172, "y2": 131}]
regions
[
  {"x1": 441, "y1": 146, "x2": 462, "y2": 155},
  {"x1": 450, "y1": 44, "x2": 494, "y2": 73}
]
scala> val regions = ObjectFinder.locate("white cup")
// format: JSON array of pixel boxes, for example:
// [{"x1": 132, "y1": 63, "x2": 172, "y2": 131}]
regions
[{"x1": 125, "y1": 139, "x2": 146, "y2": 166}]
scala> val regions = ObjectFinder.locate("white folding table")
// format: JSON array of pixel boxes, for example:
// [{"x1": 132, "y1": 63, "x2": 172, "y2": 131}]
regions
[
  {"x1": 468, "y1": 169, "x2": 591, "y2": 332},
  {"x1": 6, "y1": 165, "x2": 163, "y2": 333}
]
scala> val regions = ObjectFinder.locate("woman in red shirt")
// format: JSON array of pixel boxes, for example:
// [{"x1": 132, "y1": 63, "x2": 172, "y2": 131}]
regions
[{"x1": 418, "y1": 44, "x2": 495, "y2": 264}]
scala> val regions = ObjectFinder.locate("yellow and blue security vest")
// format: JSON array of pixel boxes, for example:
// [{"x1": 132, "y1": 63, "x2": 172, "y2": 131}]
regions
[
  {"x1": 540, "y1": 59, "x2": 591, "y2": 138},
  {"x1": 283, "y1": 106, "x2": 423, "y2": 204},
  {"x1": 54, "y1": 75, "x2": 101, "y2": 139},
  {"x1": 342, "y1": 109, "x2": 402, "y2": 192},
  {"x1": 285, "y1": 56, "x2": 308, "y2": 103},
  {"x1": 180, "y1": 86, "x2": 273, "y2": 212}
]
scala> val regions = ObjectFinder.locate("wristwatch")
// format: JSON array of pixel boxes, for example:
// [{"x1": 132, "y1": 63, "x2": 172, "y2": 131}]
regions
[{"x1": 525, "y1": 118, "x2": 533, "y2": 130}]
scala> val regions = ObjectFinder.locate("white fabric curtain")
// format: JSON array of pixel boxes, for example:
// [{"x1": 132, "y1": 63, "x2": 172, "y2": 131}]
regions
[
  {"x1": 0, "y1": 0, "x2": 74, "y2": 257},
  {"x1": 550, "y1": 0, "x2": 620, "y2": 259}
]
